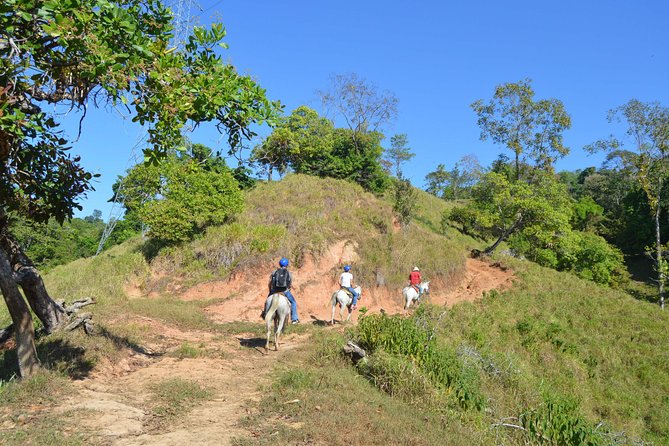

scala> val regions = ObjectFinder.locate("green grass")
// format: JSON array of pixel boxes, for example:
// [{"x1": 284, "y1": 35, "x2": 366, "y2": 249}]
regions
[
  {"x1": 433, "y1": 257, "x2": 669, "y2": 444},
  {"x1": 234, "y1": 331, "x2": 491, "y2": 446},
  {"x1": 235, "y1": 254, "x2": 668, "y2": 445},
  {"x1": 146, "y1": 377, "x2": 213, "y2": 430},
  {"x1": 0, "y1": 371, "x2": 88, "y2": 446},
  {"x1": 147, "y1": 174, "x2": 467, "y2": 291},
  {"x1": 1, "y1": 174, "x2": 667, "y2": 445}
]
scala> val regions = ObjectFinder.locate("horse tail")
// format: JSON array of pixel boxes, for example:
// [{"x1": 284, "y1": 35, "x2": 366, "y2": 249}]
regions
[
  {"x1": 265, "y1": 293, "x2": 282, "y2": 321},
  {"x1": 330, "y1": 291, "x2": 338, "y2": 307}
]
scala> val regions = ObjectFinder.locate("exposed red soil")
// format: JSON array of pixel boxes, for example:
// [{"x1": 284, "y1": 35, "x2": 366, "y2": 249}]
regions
[{"x1": 178, "y1": 241, "x2": 515, "y2": 324}]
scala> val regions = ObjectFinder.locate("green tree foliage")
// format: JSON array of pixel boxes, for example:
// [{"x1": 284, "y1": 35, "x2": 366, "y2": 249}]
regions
[
  {"x1": 384, "y1": 133, "x2": 414, "y2": 177},
  {"x1": 425, "y1": 155, "x2": 481, "y2": 200},
  {"x1": 252, "y1": 106, "x2": 390, "y2": 193},
  {"x1": 140, "y1": 163, "x2": 243, "y2": 244},
  {"x1": 510, "y1": 228, "x2": 628, "y2": 287},
  {"x1": 455, "y1": 171, "x2": 572, "y2": 254},
  {"x1": 447, "y1": 171, "x2": 626, "y2": 285},
  {"x1": 471, "y1": 79, "x2": 571, "y2": 180},
  {"x1": 392, "y1": 176, "x2": 418, "y2": 228},
  {"x1": 0, "y1": 0, "x2": 280, "y2": 376},
  {"x1": 116, "y1": 148, "x2": 243, "y2": 244},
  {"x1": 587, "y1": 100, "x2": 669, "y2": 306},
  {"x1": 11, "y1": 213, "x2": 105, "y2": 269},
  {"x1": 570, "y1": 196, "x2": 605, "y2": 232}
]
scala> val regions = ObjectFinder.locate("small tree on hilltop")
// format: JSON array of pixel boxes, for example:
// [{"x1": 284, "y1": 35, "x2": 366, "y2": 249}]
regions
[
  {"x1": 393, "y1": 175, "x2": 418, "y2": 229},
  {"x1": 384, "y1": 133, "x2": 415, "y2": 177},
  {"x1": 471, "y1": 79, "x2": 571, "y2": 181},
  {"x1": 318, "y1": 73, "x2": 398, "y2": 150}
]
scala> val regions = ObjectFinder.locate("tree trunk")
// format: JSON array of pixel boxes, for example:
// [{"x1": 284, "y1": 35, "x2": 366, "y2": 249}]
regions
[
  {"x1": 484, "y1": 216, "x2": 522, "y2": 255},
  {"x1": 0, "y1": 214, "x2": 67, "y2": 332},
  {"x1": 655, "y1": 186, "x2": 665, "y2": 310},
  {"x1": 0, "y1": 247, "x2": 40, "y2": 377},
  {"x1": 515, "y1": 150, "x2": 520, "y2": 182}
]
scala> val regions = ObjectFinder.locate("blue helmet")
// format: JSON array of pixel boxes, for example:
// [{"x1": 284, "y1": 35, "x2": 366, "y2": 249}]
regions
[
  {"x1": 279, "y1": 257, "x2": 289, "y2": 267},
  {"x1": 343, "y1": 265, "x2": 351, "y2": 272}
]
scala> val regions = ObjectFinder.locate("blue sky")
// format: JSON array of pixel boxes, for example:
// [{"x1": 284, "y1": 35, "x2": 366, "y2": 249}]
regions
[{"x1": 64, "y1": 0, "x2": 669, "y2": 218}]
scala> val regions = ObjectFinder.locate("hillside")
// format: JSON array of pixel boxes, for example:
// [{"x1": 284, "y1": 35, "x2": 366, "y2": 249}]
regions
[{"x1": 0, "y1": 175, "x2": 668, "y2": 445}]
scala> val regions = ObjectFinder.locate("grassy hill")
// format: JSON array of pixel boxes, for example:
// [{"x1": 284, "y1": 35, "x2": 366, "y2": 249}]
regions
[{"x1": 1, "y1": 174, "x2": 668, "y2": 445}]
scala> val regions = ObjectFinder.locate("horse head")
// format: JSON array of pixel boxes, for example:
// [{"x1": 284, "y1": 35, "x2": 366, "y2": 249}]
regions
[{"x1": 420, "y1": 281, "x2": 430, "y2": 294}]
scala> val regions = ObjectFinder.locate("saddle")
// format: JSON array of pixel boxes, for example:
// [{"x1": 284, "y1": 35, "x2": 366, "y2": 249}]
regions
[
  {"x1": 340, "y1": 287, "x2": 354, "y2": 298},
  {"x1": 411, "y1": 284, "x2": 420, "y2": 294}
]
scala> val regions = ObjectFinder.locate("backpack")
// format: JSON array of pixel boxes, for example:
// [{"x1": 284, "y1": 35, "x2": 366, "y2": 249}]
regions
[{"x1": 272, "y1": 268, "x2": 289, "y2": 288}]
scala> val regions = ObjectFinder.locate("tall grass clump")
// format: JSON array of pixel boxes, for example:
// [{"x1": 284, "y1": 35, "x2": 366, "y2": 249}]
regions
[{"x1": 355, "y1": 307, "x2": 484, "y2": 410}]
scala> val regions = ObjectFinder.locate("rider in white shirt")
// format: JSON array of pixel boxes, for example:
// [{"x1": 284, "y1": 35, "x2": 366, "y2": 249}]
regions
[{"x1": 340, "y1": 265, "x2": 359, "y2": 309}]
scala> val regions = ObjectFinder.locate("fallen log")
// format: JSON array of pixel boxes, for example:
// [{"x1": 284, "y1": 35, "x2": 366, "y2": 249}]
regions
[{"x1": 343, "y1": 341, "x2": 367, "y2": 363}]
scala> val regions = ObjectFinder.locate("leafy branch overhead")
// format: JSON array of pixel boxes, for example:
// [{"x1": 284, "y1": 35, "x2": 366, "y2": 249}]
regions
[{"x1": 0, "y1": 0, "x2": 281, "y2": 223}]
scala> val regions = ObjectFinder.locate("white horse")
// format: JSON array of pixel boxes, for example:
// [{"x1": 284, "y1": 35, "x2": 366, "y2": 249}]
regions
[
  {"x1": 264, "y1": 293, "x2": 291, "y2": 351},
  {"x1": 403, "y1": 281, "x2": 430, "y2": 313},
  {"x1": 330, "y1": 286, "x2": 362, "y2": 324}
]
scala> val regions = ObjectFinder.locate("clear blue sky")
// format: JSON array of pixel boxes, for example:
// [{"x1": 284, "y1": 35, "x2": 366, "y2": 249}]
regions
[{"x1": 65, "y1": 0, "x2": 669, "y2": 219}]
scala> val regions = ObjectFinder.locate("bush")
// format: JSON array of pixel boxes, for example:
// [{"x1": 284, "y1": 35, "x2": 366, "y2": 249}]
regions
[
  {"x1": 520, "y1": 394, "x2": 604, "y2": 445},
  {"x1": 509, "y1": 230, "x2": 629, "y2": 287},
  {"x1": 141, "y1": 162, "x2": 244, "y2": 244},
  {"x1": 356, "y1": 309, "x2": 484, "y2": 410}
]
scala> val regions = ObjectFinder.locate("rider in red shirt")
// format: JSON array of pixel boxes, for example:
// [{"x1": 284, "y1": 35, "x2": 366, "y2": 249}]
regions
[{"x1": 409, "y1": 266, "x2": 421, "y2": 294}]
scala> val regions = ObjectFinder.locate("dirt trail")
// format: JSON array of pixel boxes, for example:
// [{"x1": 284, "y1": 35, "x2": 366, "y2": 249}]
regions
[
  {"x1": 50, "y1": 244, "x2": 514, "y2": 444},
  {"x1": 187, "y1": 241, "x2": 514, "y2": 324},
  {"x1": 57, "y1": 321, "x2": 307, "y2": 445}
]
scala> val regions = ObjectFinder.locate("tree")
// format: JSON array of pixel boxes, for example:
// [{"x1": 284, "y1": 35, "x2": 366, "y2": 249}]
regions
[
  {"x1": 586, "y1": 99, "x2": 669, "y2": 308},
  {"x1": 425, "y1": 164, "x2": 450, "y2": 198},
  {"x1": 384, "y1": 133, "x2": 414, "y2": 177},
  {"x1": 0, "y1": 0, "x2": 280, "y2": 376},
  {"x1": 139, "y1": 158, "x2": 244, "y2": 244},
  {"x1": 318, "y1": 73, "x2": 398, "y2": 150},
  {"x1": 425, "y1": 155, "x2": 481, "y2": 200},
  {"x1": 255, "y1": 106, "x2": 390, "y2": 193},
  {"x1": 393, "y1": 175, "x2": 418, "y2": 228},
  {"x1": 451, "y1": 171, "x2": 572, "y2": 255},
  {"x1": 251, "y1": 127, "x2": 296, "y2": 180},
  {"x1": 11, "y1": 216, "x2": 106, "y2": 269},
  {"x1": 471, "y1": 79, "x2": 571, "y2": 180}
]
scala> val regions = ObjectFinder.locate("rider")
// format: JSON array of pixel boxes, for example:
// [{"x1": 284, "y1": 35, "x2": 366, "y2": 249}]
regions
[
  {"x1": 340, "y1": 265, "x2": 359, "y2": 310},
  {"x1": 409, "y1": 266, "x2": 422, "y2": 296},
  {"x1": 261, "y1": 257, "x2": 299, "y2": 324}
]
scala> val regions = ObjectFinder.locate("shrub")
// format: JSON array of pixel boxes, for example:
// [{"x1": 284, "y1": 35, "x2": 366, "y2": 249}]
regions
[
  {"x1": 356, "y1": 309, "x2": 484, "y2": 410},
  {"x1": 509, "y1": 230, "x2": 628, "y2": 287},
  {"x1": 520, "y1": 394, "x2": 603, "y2": 445}
]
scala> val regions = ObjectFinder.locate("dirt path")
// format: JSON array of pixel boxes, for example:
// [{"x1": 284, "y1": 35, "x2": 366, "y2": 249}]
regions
[
  {"x1": 57, "y1": 319, "x2": 307, "y2": 445},
  {"x1": 187, "y1": 241, "x2": 514, "y2": 324},
  {"x1": 52, "y1": 250, "x2": 514, "y2": 444}
]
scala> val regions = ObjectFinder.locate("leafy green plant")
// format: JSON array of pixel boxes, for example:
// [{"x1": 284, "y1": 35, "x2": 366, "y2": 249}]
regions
[
  {"x1": 356, "y1": 309, "x2": 484, "y2": 410},
  {"x1": 520, "y1": 394, "x2": 603, "y2": 445}
]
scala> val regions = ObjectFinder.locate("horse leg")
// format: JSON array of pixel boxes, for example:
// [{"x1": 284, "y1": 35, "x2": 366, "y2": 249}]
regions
[
  {"x1": 276, "y1": 312, "x2": 287, "y2": 351},
  {"x1": 265, "y1": 318, "x2": 272, "y2": 351},
  {"x1": 274, "y1": 317, "x2": 279, "y2": 351}
]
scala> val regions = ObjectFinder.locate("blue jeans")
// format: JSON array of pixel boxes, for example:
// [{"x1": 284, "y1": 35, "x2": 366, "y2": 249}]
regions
[
  {"x1": 344, "y1": 287, "x2": 359, "y2": 306},
  {"x1": 266, "y1": 290, "x2": 298, "y2": 322}
]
